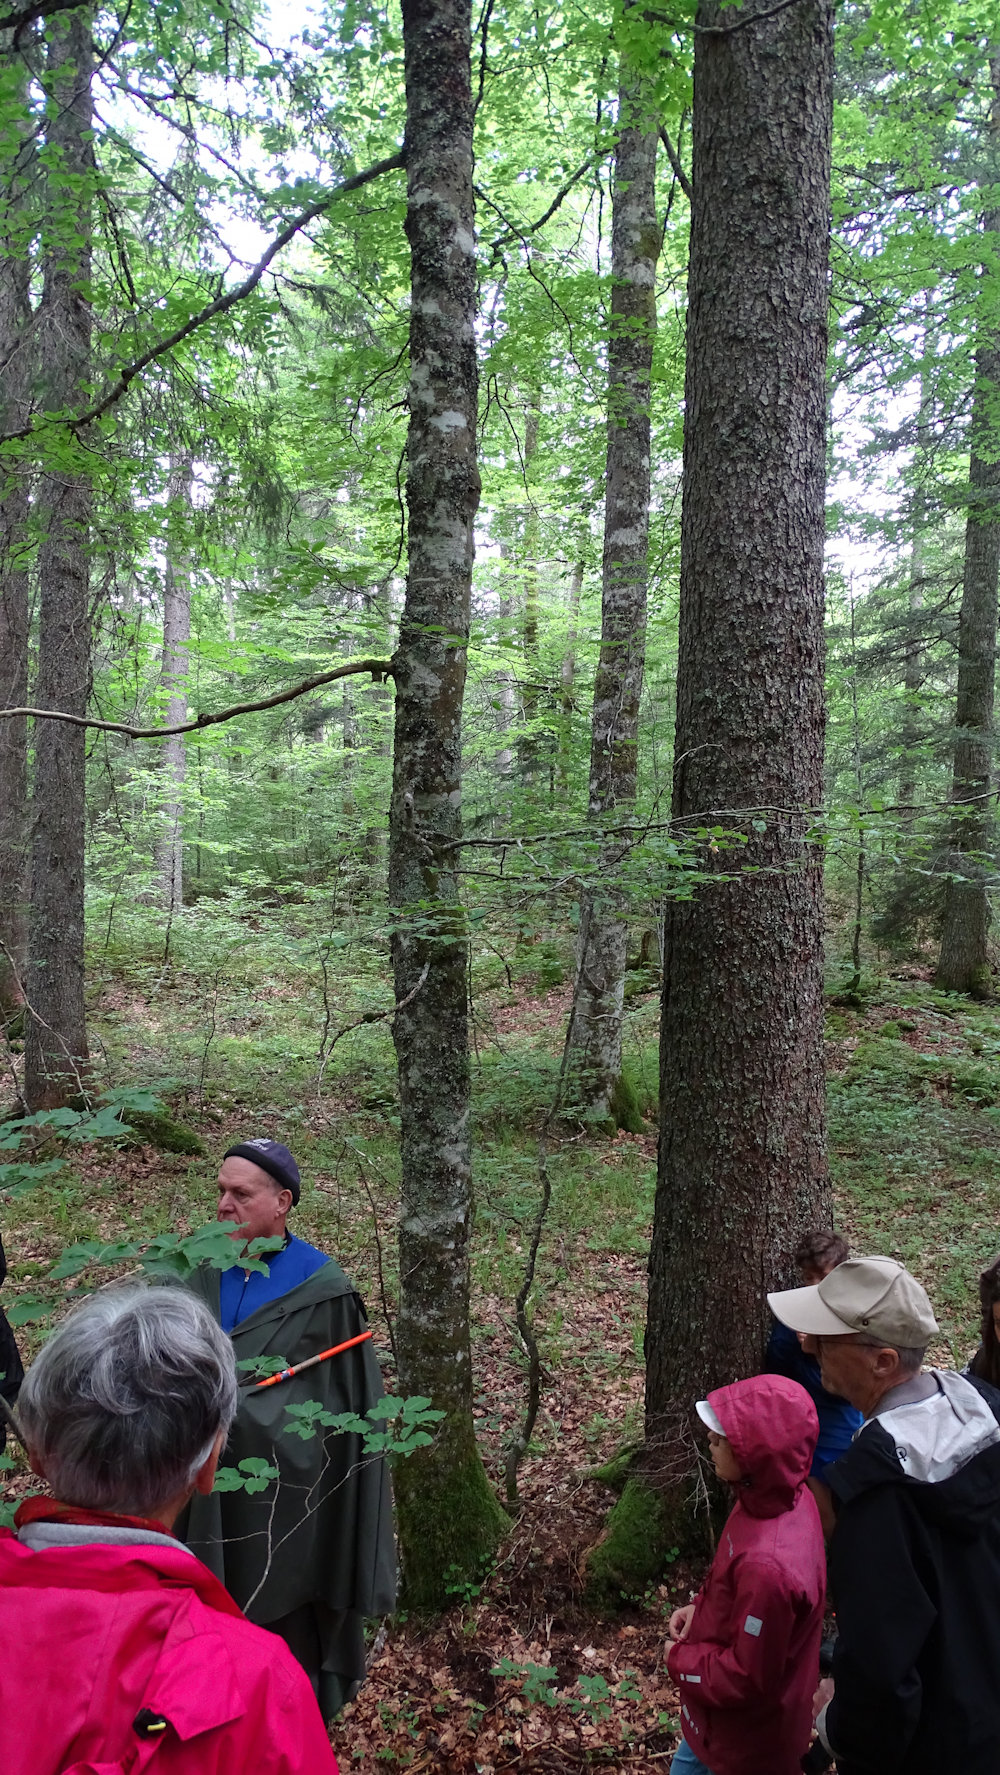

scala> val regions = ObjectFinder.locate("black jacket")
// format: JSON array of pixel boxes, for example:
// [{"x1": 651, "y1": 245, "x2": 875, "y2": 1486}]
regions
[{"x1": 824, "y1": 1370, "x2": 1000, "y2": 1775}]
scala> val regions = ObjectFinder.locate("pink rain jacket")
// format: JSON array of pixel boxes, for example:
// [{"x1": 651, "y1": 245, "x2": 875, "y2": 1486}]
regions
[
  {"x1": 667, "y1": 1374, "x2": 826, "y2": 1775},
  {"x1": 0, "y1": 1529, "x2": 339, "y2": 1774}
]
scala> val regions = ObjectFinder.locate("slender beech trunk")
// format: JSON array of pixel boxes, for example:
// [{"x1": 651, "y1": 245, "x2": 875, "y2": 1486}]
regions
[
  {"x1": 937, "y1": 56, "x2": 1000, "y2": 997},
  {"x1": 898, "y1": 319, "x2": 934, "y2": 828},
  {"x1": 0, "y1": 38, "x2": 32, "y2": 1023},
  {"x1": 517, "y1": 392, "x2": 541, "y2": 784},
  {"x1": 154, "y1": 458, "x2": 192, "y2": 915},
  {"x1": 389, "y1": 0, "x2": 508, "y2": 1606},
  {"x1": 645, "y1": 0, "x2": 833, "y2": 1509},
  {"x1": 557, "y1": 558, "x2": 585, "y2": 795},
  {"x1": 24, "y1": 10, "x2": 93, "y2": 1109},
  {"x1": 565, "y1": 75, "x2": 659, "y2": 1123}
]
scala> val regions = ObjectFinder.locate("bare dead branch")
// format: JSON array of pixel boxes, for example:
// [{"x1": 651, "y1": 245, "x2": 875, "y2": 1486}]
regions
[
  {"x1": 0, "y1": 152, "x2": 406, "y2": 443},
  {"x1": 0, "y1": 0, "x2": 84, "y2": 37},
  {"x1": 0, "y1": 656, "x2": 395, "y2": 741},
  {"x1": 659, "y1": 125, "x2": 693, "y2": 202},
  {"x1": 316, "y1": 960, "x2": 430, "y2": 1097},
  {"x1": 646, "y1": 0, "x2": 806, "y2": 34}
]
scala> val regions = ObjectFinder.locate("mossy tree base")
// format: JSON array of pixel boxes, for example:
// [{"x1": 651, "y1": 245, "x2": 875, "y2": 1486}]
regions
[
  {"x1": 395, "y1": 1438, "x2": 510, "y2": 1611},
  {"x1": 585, "y1": 1474, "x2": 712, "y2": 1609},
  {"x1": 608, "y1": 1071, "x2": 645, "y2": 1134}
]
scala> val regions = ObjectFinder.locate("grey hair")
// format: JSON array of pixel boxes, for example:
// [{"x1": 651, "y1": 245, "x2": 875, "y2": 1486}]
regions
[
  {"x1": 854, "y1": 1334, "x2": 927, "y2": 1374},
  {"x1": 19, "y1": 1283, "x2": 238, "y2": 1517}
]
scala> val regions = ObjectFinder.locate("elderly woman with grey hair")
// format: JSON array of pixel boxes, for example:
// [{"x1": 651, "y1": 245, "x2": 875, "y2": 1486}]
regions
[{"x1": 0, "y1": 1283, "x2": 338, "y2": 1775}]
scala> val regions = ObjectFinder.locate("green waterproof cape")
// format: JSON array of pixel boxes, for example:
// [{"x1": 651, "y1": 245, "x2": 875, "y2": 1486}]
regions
[{"x1": 182, "y1": 1259, "x2": 396, "y2": 1635}]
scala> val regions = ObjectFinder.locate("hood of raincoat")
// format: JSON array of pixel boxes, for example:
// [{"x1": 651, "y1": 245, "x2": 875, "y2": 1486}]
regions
[{"x1": 707, "y1": 1373, "x2": 818, "y2": 1518}]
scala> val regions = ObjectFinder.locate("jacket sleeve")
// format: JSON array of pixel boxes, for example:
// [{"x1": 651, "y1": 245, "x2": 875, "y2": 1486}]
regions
[
  {"x1": 824, "y1": 1488, "x2": 935, "y2": 1775},
  {"x1": 666, "y1": 1554, "x2": 799, "y2": 1710}
]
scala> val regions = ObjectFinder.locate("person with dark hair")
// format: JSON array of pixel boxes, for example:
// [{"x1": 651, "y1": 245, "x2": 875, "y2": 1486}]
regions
[
  {"x1": 965, "y1": 1250, "x2": 1000, "y2": 1388},
  {"x1": 764, "y1": 1229, "x2": 862, "y2": 1483},
  {"x1": 182, "y1": 1138, "x2": 396, "y2": 1723},
  {"x1": 0, "y1": 1284, "x2": 338, "y2": 1773},
  {"x1": 770, "y1": 1256, "x2": 1000, "y2": 1775}
]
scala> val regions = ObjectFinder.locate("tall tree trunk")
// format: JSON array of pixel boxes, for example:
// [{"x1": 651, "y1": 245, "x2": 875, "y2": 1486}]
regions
[
  {"x1": 517, "y1": 391, "x2": 541, "y2": 785},
  {"x1": 897, "y1": 315, "x2": 934, "y2": 829},
  {"x1": 645, "y1": 0, "x2": 833, "y2": 1507},
  {"x1": 557, "y1": 558, "x2": 585, "y2": 796},
  {"x1": 154, "y1": 457, "x2": 192, "y2": 916},
  {"x1": 389, "y1": 0, "x2": 508, "y2": 1607},
  {"x1": 0, "y1": 37, "x2": 32, "y2": 1025},
  {"x1": 936, "y1": 56, "x2": 1000, "y2": 997},
  {"x1": 24, "y1": 9, "x2": 93, "y2": 1109},
  {"x1": 565, "y1": 73, "x2": 659, "y2": 1123}
]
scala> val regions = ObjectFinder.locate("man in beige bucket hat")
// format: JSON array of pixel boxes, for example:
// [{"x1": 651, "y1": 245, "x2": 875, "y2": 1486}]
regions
[{"x1": 768, "y1": 1256, "x2": 1000, "y2": 1775}]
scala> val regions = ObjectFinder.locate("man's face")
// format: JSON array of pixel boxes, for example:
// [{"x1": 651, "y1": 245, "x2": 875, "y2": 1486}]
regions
[
  {"x1": 217, "y1": 1156, "x2": 291, "y2": 1246},
  {"x1": 806, "y1": 1332, "x2": 891, "y2": 1411}
]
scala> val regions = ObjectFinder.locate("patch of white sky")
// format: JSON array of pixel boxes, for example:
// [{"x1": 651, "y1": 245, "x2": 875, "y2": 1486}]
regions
[
  {"x1": 103, "y1": 0, "x2": 924, "y2": 587},
  {"x1": 103, "y1": 0, "x2": 334, "y2": 273},
  {"x1": 826, "y1": 379, "x2": 916, "y2": 596}
]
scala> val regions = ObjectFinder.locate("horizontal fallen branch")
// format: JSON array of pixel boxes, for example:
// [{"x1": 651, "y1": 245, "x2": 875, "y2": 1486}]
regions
[{"x1": 0, "y1": 656, "x2": 394, "y2": 740}]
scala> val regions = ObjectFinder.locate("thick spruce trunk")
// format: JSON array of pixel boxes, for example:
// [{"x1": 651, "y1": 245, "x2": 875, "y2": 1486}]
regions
[
  {"x1": 936, "y1": 68, "x2": 1000, "y2": 997},
  {"x1": 389, "y1": 0, "x2": 508, "y2": 1607},
  {"x1": 0, "y1": 41, "x2": 31, "y2": 1025},
  {"x1": 644, "y1": 0, "x2": 833, "y2": 1519},
  {"x1": 24, "y1": 10, "x2": 93, "y2": 1109},
  {"x1": 154, "y1": 459, "x2": 192, "y2": 915},
  {"x1": 566, "y1": 78, "x2": 658, "y2": 1123}
]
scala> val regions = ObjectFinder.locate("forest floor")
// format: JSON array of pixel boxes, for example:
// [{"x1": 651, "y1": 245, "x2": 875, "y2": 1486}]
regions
[{"x1": 2, "y1": 940, "x2": 999, "y2": 1770}]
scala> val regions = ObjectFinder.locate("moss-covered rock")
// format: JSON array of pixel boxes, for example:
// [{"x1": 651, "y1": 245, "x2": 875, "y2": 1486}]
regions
[{"x1": 120, "y1": 1110, "x2": 205, "y2": 1156}]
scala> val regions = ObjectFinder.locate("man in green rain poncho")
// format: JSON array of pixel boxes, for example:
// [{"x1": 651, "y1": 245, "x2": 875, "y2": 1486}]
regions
[{"x1": 182, "y1": 1139, "x2": 396, "y2": 1721}]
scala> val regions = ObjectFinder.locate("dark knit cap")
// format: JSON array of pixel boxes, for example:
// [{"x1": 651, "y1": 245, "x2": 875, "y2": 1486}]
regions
[{"x1": 223, "y1": 1140, "x2": 301, "y2": 1206}]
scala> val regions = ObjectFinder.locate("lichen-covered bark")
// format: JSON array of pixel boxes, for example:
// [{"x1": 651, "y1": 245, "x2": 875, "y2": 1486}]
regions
[
  {"x1": 0, "y1": 40, "x2": 31, "y2": 1023},
  {"x1": 389, "y1": 0, "x2": 508, "y2": 1605},
  {"x1": 645, "y1": 0, "x2": 833, "y2": 1478},
  {"x1": 24, "y1": 10, "x2": 93, "y2": 1108},
  {"x1": 937, "y1": 63, "x2": 1000, "y2": 997},
  {"x1": 567, "y1": 76, "x2": 659, "y2": 1120},
  {"x1": 155, "y1": 459, "x2": 192, "y2": 916}
]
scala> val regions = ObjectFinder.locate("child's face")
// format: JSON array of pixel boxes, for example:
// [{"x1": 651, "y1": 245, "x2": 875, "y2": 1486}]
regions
[{"x1": 707, "y1": 1429, "x2": 743, "y2": 1484}]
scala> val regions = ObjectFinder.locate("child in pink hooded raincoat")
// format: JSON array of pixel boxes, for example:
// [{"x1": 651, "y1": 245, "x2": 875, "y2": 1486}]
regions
[{"x1": 667, "y1": 1373, "x2": 826, "y2": 1775}]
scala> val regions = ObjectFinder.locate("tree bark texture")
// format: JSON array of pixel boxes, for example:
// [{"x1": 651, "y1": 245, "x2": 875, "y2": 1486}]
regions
[
  {"x1": 24, "y1": 9, "x2": 92, "y2": 1108},
  {"x1": 557, "y1": 558, "x2": 584, "y2": 795},
  {"x1": 0, "y1": 39, "x2": 32, "y2": 1022},
  {"x1": 646, "y1": 0, "x2": 833, "y2": 1481},
  {"x1": 936, "y1": 60, "x2": 1000, "y2": 997},
  {"x1": 154, "y1": 458, "x2": 192, "y2": 915},
  {"x1": 566, "y1": 78, "x2": 659, "y2": 1121},
  {"x1": 389, "y1": 0, "x2": 508, "y2": 1607}
]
